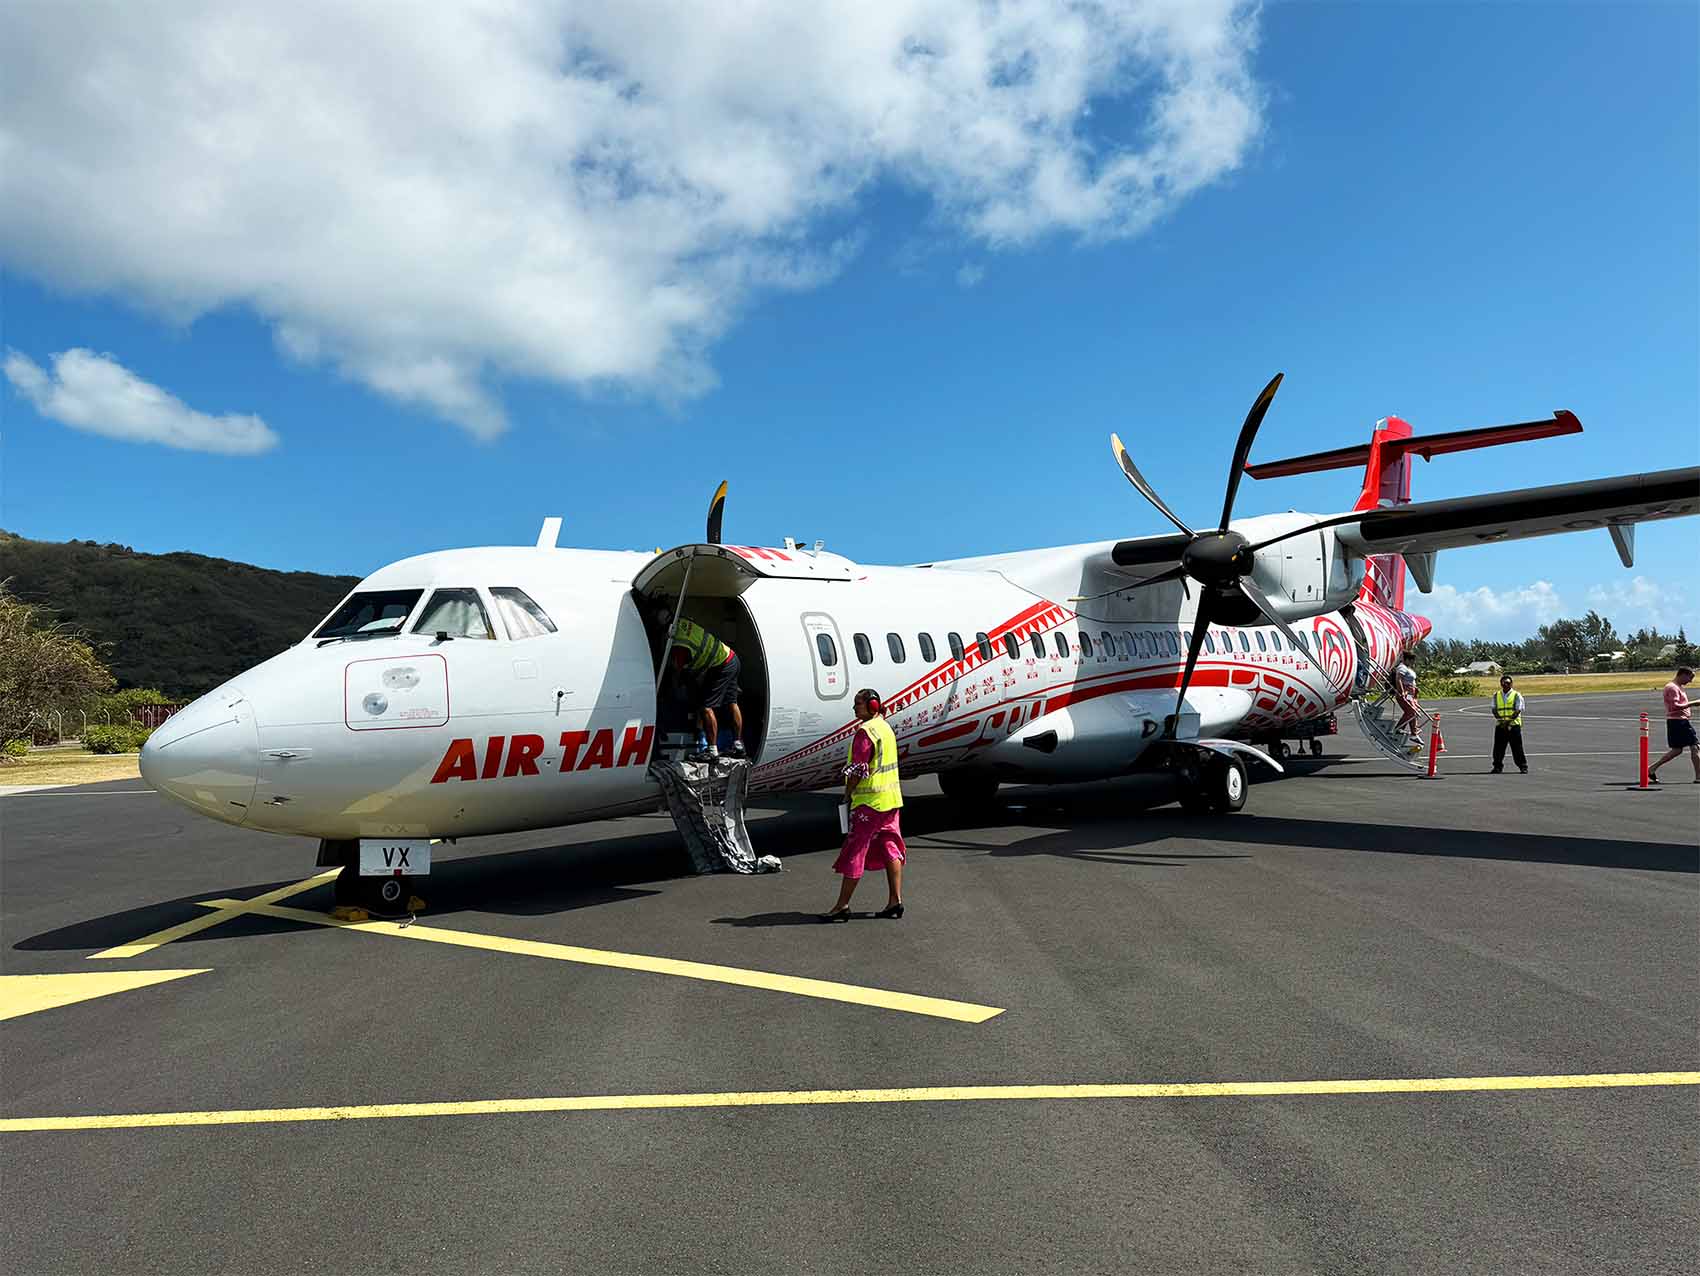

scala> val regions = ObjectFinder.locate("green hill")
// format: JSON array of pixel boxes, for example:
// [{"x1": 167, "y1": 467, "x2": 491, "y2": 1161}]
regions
[{"x1": 0, "y1": 531, "x2": 358, "y2": 699}]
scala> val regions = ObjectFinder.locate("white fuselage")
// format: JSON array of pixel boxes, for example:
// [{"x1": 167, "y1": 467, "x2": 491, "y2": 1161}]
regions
[{"x1": 140, "y1": 540, "x2": 1424, "y2": 843}]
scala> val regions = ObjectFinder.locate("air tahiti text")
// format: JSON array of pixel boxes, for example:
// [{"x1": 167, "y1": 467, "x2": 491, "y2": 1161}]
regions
[{"x1": 429, "y1": 724, "x2": 654, "y2": 784}]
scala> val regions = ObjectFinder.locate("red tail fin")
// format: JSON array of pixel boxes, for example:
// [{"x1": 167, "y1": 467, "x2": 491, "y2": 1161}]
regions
[{"x1": 1244, "y1": 409, "x2": 1584, "y2": 612}]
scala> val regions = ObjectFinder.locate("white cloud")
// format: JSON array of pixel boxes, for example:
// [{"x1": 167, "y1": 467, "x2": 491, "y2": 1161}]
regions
[
  {"x1": 1416, "y1": 580, "x2": 1564, "y2": 641},
  {"x1": 1585, "y1": 576, "x2": 1689, "y2": 634},
  {"x1": 956, "y1": 262, "x2": 987, "y2": 288},
  {"x1": 0, "y1": 1, "x2": 1265, "y2": 437},
  {"x1": 3, "y1": 349, "x2": 278, "y2": 455},
  {"x1": 1417, "y1": 576, "x2": 1694, "y2": 642}
]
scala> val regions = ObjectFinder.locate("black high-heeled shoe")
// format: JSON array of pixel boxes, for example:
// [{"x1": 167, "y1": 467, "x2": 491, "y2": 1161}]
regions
[{"x1": 874, "y1": 903, "x2": 904, "y2": 919}]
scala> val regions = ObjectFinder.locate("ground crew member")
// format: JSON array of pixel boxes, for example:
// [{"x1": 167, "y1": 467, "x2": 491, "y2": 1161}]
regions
[
  {"x1": 1490, "y1": 674, "x2": 1527, "y2": 774},
  {"x1": 667, "y1": 613, "x2": 745, "y2": 760},
  {"x1": 1647, "y1": 666, "x2": 1699, "y2": 784},
  {"x1": 821, "y1": 688, "x2": 906, "y2": 922}
]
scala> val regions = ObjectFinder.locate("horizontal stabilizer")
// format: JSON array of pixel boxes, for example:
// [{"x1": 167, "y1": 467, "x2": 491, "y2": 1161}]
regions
[{"x1": 1245, "y1": 411, "x2": 1581, "y2": 480}]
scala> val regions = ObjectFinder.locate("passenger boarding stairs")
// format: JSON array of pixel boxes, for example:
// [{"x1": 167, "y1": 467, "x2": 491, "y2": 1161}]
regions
[
  {"x1": 649, "y1": 742, "x2": 780, "y2": 874},
  {"x1": 1351, "y1": 676, "x2": 1440, "y2": 774}
]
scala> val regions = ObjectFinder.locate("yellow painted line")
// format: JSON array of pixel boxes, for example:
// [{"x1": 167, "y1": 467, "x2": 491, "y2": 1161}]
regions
[
  {"x1": 0, "y1": 970, "x2": 209, "y2": 1022},
  {"x1": 4, "y1": 1072, "x2": 1694, "y2": 1133},
  {"x1": 196, "y1": 898, "x2": 1005, "y2": 1024},
  {"x1": 89, "y1": 869, "x2": 340, "y2": 960}
]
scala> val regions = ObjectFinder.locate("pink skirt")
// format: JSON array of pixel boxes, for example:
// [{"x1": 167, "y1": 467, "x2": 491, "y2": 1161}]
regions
[{"x1": 833, "y1": 805, "x2": 906, "y2": 879}]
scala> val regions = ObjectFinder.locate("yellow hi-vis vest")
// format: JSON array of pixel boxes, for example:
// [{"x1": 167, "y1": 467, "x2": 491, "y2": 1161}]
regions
[
  {"x1": 1493, "y1": 689, "x2": 1523, "y2": 727},
  {"x1": 848, "y1": 716, "x2": 902, "y2": 812},
  {"x1": 672, "y1": 618, "x2": 730, "y2": 672}
]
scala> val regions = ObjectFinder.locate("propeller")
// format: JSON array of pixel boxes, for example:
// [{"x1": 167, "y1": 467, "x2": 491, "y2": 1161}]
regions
[
  {"x1": 1105, "y1": 374, "x2": 1336, "y2": 734},
  {"x1": 705, "y1": 480, "x2": 728, "y2": 545}
]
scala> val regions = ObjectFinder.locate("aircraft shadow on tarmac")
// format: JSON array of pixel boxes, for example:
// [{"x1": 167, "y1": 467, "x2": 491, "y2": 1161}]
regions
[{"x1": 17, "y1": 772, "x2": 1692, "y2": 954}]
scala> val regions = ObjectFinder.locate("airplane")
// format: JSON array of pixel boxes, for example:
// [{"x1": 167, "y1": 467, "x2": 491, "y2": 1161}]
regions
[{"x1": 139, "y1": 375, "x2": 1700, "y2": 910}]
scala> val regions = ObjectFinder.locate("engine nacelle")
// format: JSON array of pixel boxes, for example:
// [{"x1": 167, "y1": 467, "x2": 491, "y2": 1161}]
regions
[{"x1": 1235, "y1": 513, "x2": 1365, "y2": 621}]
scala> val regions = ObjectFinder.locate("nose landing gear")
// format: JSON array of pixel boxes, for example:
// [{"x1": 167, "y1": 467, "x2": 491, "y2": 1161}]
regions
[{"x1": 317, "y1": 838, "x2": 425, "y2": 918}]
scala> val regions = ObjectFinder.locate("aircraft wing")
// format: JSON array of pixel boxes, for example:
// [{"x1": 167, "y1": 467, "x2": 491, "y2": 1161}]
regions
[{"x1": 1334, "y1": 466, "x2": 1698, "y2": 556}]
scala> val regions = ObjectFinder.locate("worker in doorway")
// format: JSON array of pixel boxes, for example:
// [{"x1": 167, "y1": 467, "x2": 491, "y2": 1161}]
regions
[
  {"x1": 667, "y1": 613, "x2": 745, "y2": 761},
  {"x1": 821, "y1": 688, "x2": 906, "y2": 922},
  {"x1": 1490, "y1": 674, "x2": 1528, "y2": 774},
  {"x1": 1647, "y1": 666, "x2": 1699, "y2": 784},
  {"x1": 1392, "y1": 658, "x2": 1422, "y2": 748}
]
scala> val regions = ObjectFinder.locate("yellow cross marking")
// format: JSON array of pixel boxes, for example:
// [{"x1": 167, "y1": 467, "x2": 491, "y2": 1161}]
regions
[{"x1": 193, "y1": 898, "x2": 1005, "y2": 1023}]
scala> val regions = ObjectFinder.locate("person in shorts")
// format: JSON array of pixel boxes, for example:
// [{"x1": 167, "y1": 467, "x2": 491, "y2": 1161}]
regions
[
  {"x1": 1648, "y1": 666, "x2": 1699, "y2": 784},
  {"x1": 821, "y1": 688, "x2": 906, "y2": 921},
  {"x1": 667, "y1": 614, "x2": 745, "y2": 760}
]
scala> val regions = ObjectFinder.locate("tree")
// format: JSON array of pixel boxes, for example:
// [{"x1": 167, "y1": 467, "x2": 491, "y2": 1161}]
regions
[
  {"x1": 1536, "y1": 618, "x2": 1590, "y2": 669},
  {"x1": 0, "y1": 582, "x2": 116, "y2": 746}
]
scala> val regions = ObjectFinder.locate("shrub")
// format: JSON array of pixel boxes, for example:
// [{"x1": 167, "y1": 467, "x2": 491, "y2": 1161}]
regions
[
  {"x1": 83, "y1": 723, "x2": 153, "y2": 754},
  {"x1": 3, "y1": 738, "x2": 28, "y2": 757},
  {"x1": 1417, "y1": 673, "x2": 1479, "y2": 699}
]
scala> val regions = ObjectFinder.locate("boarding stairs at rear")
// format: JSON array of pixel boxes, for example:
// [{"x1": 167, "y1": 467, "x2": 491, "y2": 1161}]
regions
[
  {"x1": 649, "y1": 750, "x2": 780, "y2": 874},
  {"x1": 1351, "y1": 677, "x2": 1440, "y2": 774}
]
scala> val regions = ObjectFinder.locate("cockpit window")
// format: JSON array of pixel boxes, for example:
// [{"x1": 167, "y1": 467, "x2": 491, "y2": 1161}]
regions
[
  {"x1": 413, "y1": 588, "x2": 495, "y2": 640},
  {"x1": 314, "y1": 589, "x2": 423, "y2": 641},
  {"x1": 491, "y1": 587, "x2": 557, "y2": 640}
]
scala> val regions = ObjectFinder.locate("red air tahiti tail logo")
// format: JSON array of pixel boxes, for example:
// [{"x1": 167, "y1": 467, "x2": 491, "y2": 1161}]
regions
[{"x1": 430, "y1": 722, "x2": 654, "y2": 784}]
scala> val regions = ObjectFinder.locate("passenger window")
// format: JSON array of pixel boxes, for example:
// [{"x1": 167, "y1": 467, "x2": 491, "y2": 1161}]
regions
[
  {"x1": 1031, "y1": 633, "x2": 1044, "y2": 658},
  {"x1": 1101, "y1": 630, "x2": 1113, "y2": 657},
  {"x1": 1204, "y1": 633, "x2": 1215, "y2": 654},
  {"x1": 1272, "y1": 632, "x2": 1283, "y2": 650},
  {"x1": 887, "y1": 632, "x2": 907, "y2": 663},
  {"x1": 314, "y1": 589, "x2": 422, "y2": 640},
  {"x1": 949, "y1": 632, "x2": 966, "y2": 661},
  {"x1": 977, "y1": 633, "x2": 994, "y2": 661},
  {"x1": 1079, "y1": 632, "x2": 1093, "y2": 657},
  {"x1": 853, "y1": 633, "x2": 873, "y2": 664},
  {"x1": 1256, "y1": 631, "x2": 1267, "y2": 652},
  {"x1": 1122, "y1": 631, "x2": 1135, "y2": 659},
  {"x1": 816, "y1": 633, "x2": 839, "y2": 667},
  {"x1": 1054, "y1": 632, "x2": 1069, "y2": 657},
  {"x1": 1238, "y1": 632, "x2": 1250, "y2": 652},
  {"x1": 1003, "y1": 633, "x2": 1020, "y2": 660},
  {"x1": 413, "y1": 588, "x2": 494, "y2": 640},
  {"x1": 919, "y1": 633, "x2": 936, "y2": 662},
  {"x1": 1165, "y1": 631, "x2": 1179, "y2": 656},
  {"x1": 491, "y1": 587, "x2": 557, "y2": 640},
  {"x1": 1296, "y1": 632, "x2": 1310, "y2": 653}
]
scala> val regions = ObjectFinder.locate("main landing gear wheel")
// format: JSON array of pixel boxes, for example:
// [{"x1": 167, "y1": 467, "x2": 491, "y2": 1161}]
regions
[
  {"x1": 938, "y1": 770, "x2": 1000, "y2": 806},
  {"x1": 1271, "y1": 740, "x2": 1291, "y2": 761},
  {"x1": 1309, "y1": 738, "x2": 1324, "y2": 758},
  {"x1": 1208, "y1": 756, "x2": 1248, "y2": 813}
]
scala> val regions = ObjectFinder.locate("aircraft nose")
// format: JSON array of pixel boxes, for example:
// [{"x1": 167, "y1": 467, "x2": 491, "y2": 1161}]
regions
[{"x1": 139, "y1": 688, "x2": 260, "y2": 826}]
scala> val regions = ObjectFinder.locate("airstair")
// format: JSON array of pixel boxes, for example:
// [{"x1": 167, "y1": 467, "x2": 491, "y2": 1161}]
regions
[
  {"x1": 649, "y1": 751, "x2": 781, "y2": 874},
  {"x1": 1350, "y1": 676, "x2": 1441, "y2": 774}
]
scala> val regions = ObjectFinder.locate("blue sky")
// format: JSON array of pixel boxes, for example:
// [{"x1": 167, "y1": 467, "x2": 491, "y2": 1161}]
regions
[{"x1": 3, "y1": 1, "x2": 1696, "y2": 641}]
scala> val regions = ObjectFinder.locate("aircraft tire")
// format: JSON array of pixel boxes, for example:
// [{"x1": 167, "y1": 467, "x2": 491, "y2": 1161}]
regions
[
  {"x1": 1309, "y1": 738, "x2": 1324, "y2": 758},
  {"x1": 938, "y1": 769, "x2": 999, "y2": 807},
  {"x1": 1206, "y1": 756, "x2": 1247, "y2": 814}
]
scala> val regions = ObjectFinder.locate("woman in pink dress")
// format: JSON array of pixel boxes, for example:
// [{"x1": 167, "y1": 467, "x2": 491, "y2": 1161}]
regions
[{"x1": 821, "y1": 688, "x2": 906, "y2": 921}]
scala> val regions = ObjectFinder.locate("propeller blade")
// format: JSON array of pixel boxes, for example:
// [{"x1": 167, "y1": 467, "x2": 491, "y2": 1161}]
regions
[
  {"x1": 1245, "y1": 507, "x2": 1365, "y2": 554},
  {"x1": 1068, "y1": 564, "x2": 1187, "y2": 603},
  {"x1": 1232, "y1": 579, "x2": 1316, "y2": 669},
  {"x1": 1170, "y1": 590, "x2": 1217, "y2": 734},
  {"x1": 705, "y1": 480, "x2": 728, "y2": 545},
  {"x1": 1218, "y1": 372, "x2": 1284, "y2": 532},
  {"x1": 1111, "y1": 433, "x2": 1194, "y2": 537}
]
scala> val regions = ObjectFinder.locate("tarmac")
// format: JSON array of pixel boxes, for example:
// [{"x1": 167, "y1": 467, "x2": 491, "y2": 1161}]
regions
[{"x1": 3, "y1": 690, "x2": 1696, "y2": 1274}]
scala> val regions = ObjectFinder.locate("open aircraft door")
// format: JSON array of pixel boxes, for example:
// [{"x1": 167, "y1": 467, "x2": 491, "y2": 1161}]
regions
[{"x1": 632, "y1": 543, "x2": 856, "y2": 760}]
